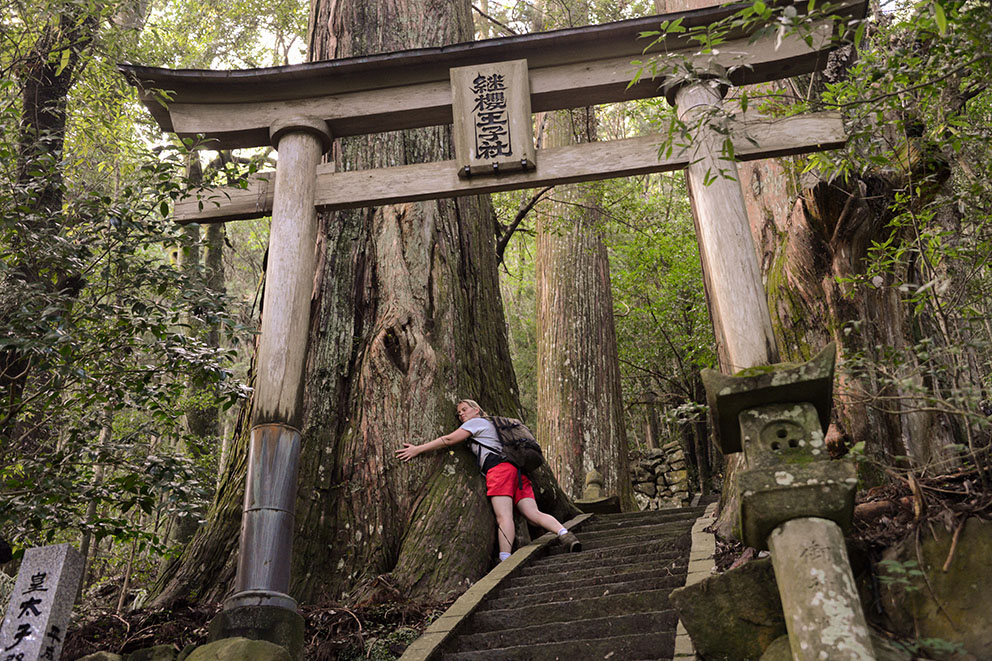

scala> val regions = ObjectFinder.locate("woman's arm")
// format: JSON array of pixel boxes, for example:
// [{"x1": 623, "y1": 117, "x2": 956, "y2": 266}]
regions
[{"x1": 396, "y1": 427, "x2": 472, "y2": 462}]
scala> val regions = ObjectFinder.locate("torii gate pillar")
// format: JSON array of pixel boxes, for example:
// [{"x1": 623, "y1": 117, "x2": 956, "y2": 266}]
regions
[
  {"x1": 226, "y1": 117, "x2": 331, "y2": 615},
  {"x1": 674, "y1": 79, "x2": 780, "y2": 372}
]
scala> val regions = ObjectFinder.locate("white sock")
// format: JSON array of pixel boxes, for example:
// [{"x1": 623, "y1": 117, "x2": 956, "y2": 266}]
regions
[
  {"x1": 557, "y1": 528, "x2": 568, "y2": 536},
  {"x1": 499, "y1": 552, "x2": 511, "y2": 562}
]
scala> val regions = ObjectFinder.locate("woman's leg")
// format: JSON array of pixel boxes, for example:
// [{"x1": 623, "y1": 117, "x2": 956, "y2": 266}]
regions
[
  {"x1": 490, "y1": 496, "x2": 515, "y2": 555},
  {"x1": 515, "y1": 498, "x2": 565, "y2": 535}
]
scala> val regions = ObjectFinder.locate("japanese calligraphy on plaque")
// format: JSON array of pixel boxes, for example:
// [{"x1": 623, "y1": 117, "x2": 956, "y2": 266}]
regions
[
  {"x1": 450, "y1": 59, "x2": 536, "y2": 177},
  {"x1": 0, "y1": 544, "x2": 82, "y2": 661}
]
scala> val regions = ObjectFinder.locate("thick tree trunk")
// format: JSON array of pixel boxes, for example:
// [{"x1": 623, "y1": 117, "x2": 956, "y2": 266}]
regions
[
  {"x1": 153, "y1": 0, "x2": 577, "y2": 607},
  {"x1": 743, "y1": 155, "x2": 960, "y2": 467},
  {"x1": 536, "y1": 97, "x2": 633, "y2": 508}
]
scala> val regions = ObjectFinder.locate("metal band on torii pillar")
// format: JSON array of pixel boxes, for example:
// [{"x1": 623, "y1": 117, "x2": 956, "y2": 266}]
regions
[
  {"x1": 225, "y1": 117, "x2": 331, "y2": 613},
  {"x1": 671, "y1": 76, "x2": 780, "y2": 372}
]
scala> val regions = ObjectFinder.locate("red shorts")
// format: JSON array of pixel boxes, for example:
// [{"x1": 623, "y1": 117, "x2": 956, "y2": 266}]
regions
[{"x1": 486, "y1": 462, "x2": 535, "y2": 504}]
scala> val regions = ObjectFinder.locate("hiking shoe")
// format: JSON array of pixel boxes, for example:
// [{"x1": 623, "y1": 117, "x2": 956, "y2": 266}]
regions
[{"x1": 558, "y1": 531, "x2": 582, "y2": 552}]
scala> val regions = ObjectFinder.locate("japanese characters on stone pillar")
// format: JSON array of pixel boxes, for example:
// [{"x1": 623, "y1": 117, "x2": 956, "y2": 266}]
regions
[
  {"x1": 450, "y1": 59, "x2": 536, "y2": 177},
  {"x1": 0, "y1": 544, "x2": 83, "y2": 661}
]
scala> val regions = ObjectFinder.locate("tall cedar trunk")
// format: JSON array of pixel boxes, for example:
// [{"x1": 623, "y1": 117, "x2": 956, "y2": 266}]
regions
[
  {"x1": 181, "y1": 158, "x2": 222, "y2": 446},
  {"x1": 152, "y1": 0, "x2": 578, "y2": 606},
  {"x1": 536, "y1": 96, "x2": 633, "y2": 507}
]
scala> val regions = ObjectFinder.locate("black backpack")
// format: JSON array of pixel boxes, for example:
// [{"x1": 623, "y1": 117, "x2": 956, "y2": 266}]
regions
[{"x1": 486, "y1": 416, "x2": 544, "y2": 473}]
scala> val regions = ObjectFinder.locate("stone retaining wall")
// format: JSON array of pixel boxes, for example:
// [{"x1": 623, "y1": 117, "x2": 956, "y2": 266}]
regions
[{"x1": 631, "y1": 441, "x2": 691, "y2": 510}]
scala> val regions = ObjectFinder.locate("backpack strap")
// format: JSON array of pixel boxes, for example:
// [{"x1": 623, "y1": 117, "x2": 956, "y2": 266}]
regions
[{"x1": 466, "y1": 435, "x2": 502, "y2": 455}]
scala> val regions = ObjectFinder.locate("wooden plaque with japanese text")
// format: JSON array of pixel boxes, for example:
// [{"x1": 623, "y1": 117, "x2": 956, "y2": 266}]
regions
[{"x1": 450, "y1": 59, "x2": 536, "y2": 177}]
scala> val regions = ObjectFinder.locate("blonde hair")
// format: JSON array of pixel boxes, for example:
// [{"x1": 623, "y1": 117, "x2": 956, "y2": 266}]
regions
[{"x1": 457, "y1": 399, "x2": 487, "y2": 416}]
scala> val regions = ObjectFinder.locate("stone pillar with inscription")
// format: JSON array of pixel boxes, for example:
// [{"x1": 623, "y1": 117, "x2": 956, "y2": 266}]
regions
[
  {"x1": 701, "y1": 344, "x2": 875, "y2": 660},
  {"x1": 0, "y1": 544, "x2": 83, "y2": 661}
]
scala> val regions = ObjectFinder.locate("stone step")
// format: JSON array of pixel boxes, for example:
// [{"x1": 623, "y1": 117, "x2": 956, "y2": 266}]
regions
[
  {"x1": 443, "y1": 630, "x2": 676, "y2": 661},
  {"x1": 465, "y1": 588, "x2": 675, "y2": 633},
  {"x1": 486, "y1": 573, "x2": 685, "y2": 610},
  {"x1": 520, "y1": 538, "x2": 690, "y2": 575},
  {"x1": 451, "y1": 609, "x2": 678, "y2": 652},
  {"x1": 580, "y1": 506, "x2": 707, "y2": 533},
  {"x1": 507, "y1": 554, "x2": 687, "y2": 592},
  {"x1": 575, "y1": 523, "x2": 692, "y2": 549},
  {"x1": 499, "y1": 563, "x2": 685, "y2": 598},
  {"x1": 517, "y1": 549, "x2": 687, "y2": 581}
]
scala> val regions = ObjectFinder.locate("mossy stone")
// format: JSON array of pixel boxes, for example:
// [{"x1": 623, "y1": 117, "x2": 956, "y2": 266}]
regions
[
  {"x1": 878, "y1": 518, "x2": 992, "y2": 658},
  {"x1": 669, "y1": 557, "x2": 785, "y2": 660},
  {"x1": 125, "y1": 645, "x2": 175, "y2": 661},
  {"x1": 208, "y1": 606, "x2": 304, "y2": 661},
  {"x1": 759, "y1": 634, "x2": 792, "y2": 661},
  {"x1": 184, "y1": 637, "x2": 291, "y2": 661}
]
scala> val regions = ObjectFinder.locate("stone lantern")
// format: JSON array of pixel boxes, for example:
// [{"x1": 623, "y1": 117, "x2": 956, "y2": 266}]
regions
[{"x1": 702, "y1": 344, "x2": 875, "y2": 661}]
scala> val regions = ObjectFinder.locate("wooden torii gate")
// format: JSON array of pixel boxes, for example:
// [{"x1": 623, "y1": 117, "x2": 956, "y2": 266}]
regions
[{"x1": 121, "y1": 0, "x2": 865, "y2": 623}]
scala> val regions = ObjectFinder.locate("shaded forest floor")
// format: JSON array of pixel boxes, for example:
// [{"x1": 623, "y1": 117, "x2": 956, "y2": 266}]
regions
[{"x1": 63, "y1": 596, "x2": 452, "y2": 660}]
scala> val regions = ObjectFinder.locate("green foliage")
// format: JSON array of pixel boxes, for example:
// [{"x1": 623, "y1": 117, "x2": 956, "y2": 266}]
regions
[
  {"x1": 0, "y1": 0, "x2": 274, "y2": 582},
  {"x1": 0, "y1": 138, "x2": 249, "y2": 554},
  {"x1": 894, "y1": 635, "x2": 967, "y2": 658},
  {"x1": 876, "y1": 558, "x2": 924, "y2": 592},
  {"x1": 812, "y1": 0, "x2": 992, "y2": 466},
  {"x1": 606, "y1": 172, "x2": 716, "y2": 401}
]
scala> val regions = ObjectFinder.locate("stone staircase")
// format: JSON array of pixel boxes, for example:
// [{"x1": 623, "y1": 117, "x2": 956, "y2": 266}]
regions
[{"x1": 431, "y1": 504, "x2": 711, "y2": 661}]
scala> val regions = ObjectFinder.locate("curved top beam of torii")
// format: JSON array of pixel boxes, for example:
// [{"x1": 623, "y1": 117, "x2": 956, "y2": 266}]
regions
[{"x1": 120, "y1": 0, "x2": 866, "y2": 151}]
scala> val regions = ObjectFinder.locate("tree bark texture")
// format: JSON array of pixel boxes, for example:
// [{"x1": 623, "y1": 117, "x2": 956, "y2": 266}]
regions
[
  {"x1": 536, "y1": 103, "x2": 634, "y2": 509},
  {"x1": 709, "y1": 145, "x2": 958, "y2": 539},
  {"x1": 741, "y1": 153, "x2": 960, "y2": 466},
  {"x1": 153, "y1": 0, "x2": 578, "y2": 607}
]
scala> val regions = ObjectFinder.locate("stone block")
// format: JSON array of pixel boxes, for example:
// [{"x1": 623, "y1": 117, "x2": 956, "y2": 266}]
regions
[
  {"x1": 78, "y1": 654, "x2": 124, "y2": 661},
  {"x1": 209, "y1": 607, "x2": 304, "y2": 661},
  {"x1": 185, "y1": 637, "x2": 291, "y2": 661},
  {"x1": 645, "y1": 448, "x2": 667, "y2": 460},
  {"x1": 668, "y1": 469, "x2": 688, "y2": 485},
  {"x1": 670, "y1": 557, "x2": 785, "y2": 660},
  {"x1": 0, "y1": 543, "x2": 83, "y2": 661},
  {"x1": 878, "y1": 518, "x2": 992, "y2": 659},
  {"x1": 126, "y1": 644, "x2": 176, "y2": 661},
  {"x1": 633, "y1": 492, "x2": 652, "y2": 511},
  {"x1": 633, "y1": 482, "x2": 656, "y2": 497},
  {"x1": 738, "y1": 459, "x2": 857, "y2": 549},
  {"x1": 647, "y1": 457, "x2": 668, "y2": 471},
  {"x1": 759, "y1": 634, "x2": 791, "y2": 661},
  {"x1": 631, "y1": 464, "x2": 652, "y2": 482},
  {"x1": 670, "y1": 459, "x2": 686, "y2": 470},
  {"x1": 739, "y1": 402, "x2": 827, "y2": 469}
]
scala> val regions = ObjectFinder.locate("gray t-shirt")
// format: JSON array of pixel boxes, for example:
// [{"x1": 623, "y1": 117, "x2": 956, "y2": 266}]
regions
[{"x1": 460, "y1": 417, "x2": 502, "y2": 471}]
